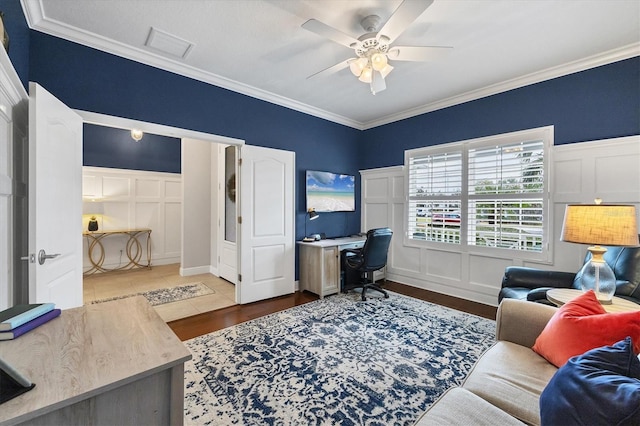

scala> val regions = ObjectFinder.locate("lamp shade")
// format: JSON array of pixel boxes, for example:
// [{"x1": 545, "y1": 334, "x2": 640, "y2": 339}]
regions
[
  {"x1": 561, "y1": 204, "x2": 639, "y2": 247},
  {"x1": 83, "y1": 200, "x2": 104, "y2": 216}
]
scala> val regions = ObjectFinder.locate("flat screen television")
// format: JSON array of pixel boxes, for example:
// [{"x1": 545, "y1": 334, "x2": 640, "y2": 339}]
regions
[{"x1": 306, "y1": 170, "x2": 355, "y2": 212}]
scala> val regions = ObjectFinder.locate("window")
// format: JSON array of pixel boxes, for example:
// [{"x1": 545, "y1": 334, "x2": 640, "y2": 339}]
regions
[{"x1": 406, "y1": 126, "x2": 552, "y2": 258}]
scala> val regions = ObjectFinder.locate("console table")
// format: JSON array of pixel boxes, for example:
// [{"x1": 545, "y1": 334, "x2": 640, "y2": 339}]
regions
[
  {"x1": 298, "y1": 236, "x2": 366, "y2": 298},
  {"x1": 0, "y1": 296, "x2": 191, "y2": 426},
  {"x1": 83, "y1": 228, "x2": 152, "y2": 275}
]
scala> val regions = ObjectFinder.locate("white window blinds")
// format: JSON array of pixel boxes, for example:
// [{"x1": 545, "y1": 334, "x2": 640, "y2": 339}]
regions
[{"x1": 405, "y1": 127, "x2": 550, "y2": 256}]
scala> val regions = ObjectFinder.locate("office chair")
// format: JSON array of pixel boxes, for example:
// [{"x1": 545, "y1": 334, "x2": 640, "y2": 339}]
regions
[{"x1": 342, "y1": 227, "x2": 393, "y2": 301}]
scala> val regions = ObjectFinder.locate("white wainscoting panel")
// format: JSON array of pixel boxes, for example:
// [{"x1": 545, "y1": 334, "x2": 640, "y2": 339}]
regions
[
  {"x1": 360, "y1": 136, "x2": 640, "y2": 306},
  {"x1": 82, "y1": 167, "x2": 182, "y2": 271}
]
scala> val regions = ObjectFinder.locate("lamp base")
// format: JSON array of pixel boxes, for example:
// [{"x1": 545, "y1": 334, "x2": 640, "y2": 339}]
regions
[
  {"x1": 578, "y1": 246, "x2": 615, "y2": 304},
  {"x1": 88, "y1": 217, "x2": 99, "y2": 232}
]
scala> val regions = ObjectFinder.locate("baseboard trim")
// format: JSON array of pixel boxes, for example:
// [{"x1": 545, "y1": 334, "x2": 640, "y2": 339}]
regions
[{"x1": 180, "y1": 265, "x2": 212, "y2": 276}]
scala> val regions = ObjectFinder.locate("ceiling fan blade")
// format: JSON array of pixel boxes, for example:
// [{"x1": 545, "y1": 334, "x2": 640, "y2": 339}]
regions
[
  {"x1": 306, "y1": 59, "x2": 351, "y2": 79},
  {"x1": 370, "y1": 71, "x2": 386, "y2": 95},
  {"x1": 377, "y1": 0, "x2": 434, "y2": 43},
  {"x1": 388, "y1": 46, "x2": 453, "y2": 62},
  {"x1": 301, "y1": 19, "x2": 359, "y2": 48}
]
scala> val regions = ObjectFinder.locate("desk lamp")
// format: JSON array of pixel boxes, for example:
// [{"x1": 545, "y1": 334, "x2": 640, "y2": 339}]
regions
[
  {"x1": 305, "y1": 208, "x2": 319, "y2": 240},
  {"x1": 561, "y1": 199, "x2": 639, "y2": 304}
]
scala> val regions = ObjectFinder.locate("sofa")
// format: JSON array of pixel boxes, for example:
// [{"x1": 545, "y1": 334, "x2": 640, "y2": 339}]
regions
[
  {"x1": 414, "y1": 299, "x2": 557, "y2": 425},
  {"x1": 415, "y1": 294, "x2": 640, "y2": 425},
  {"x1": 499, "y1": 245, "x2": 640, "y2": 306}
]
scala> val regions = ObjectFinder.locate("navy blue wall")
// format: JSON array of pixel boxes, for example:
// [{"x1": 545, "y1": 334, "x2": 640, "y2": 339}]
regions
[
  {"x1": 360, "y1": 57, "x2": 640, "y2": 169},
  {"x1": 84, "y1": 124, "x2": 181, "y2": 174}
]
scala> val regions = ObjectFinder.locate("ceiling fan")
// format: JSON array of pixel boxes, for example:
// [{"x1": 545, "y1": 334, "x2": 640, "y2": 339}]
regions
[{"x1": 301, "y1": 0, "x2": 452, "y2": 95}]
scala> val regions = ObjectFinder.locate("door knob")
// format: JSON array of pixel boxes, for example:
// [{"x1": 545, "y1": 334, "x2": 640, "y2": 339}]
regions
[{"x1": 38, "y1": 249, "x2": 61, "y2": 265}]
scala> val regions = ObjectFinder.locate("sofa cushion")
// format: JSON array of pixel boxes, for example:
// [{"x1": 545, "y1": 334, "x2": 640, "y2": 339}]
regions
[
  {"x1": 462, "y1": 341, "x2": 557, "y2": 425},
  {"x1": 539, "y1": 337, "x2": 640, "y2": 426},
  {"x1": 414, "y1": 387, "x2": 524, "y2": 426},
  {"x1": 532, "y1": 290, "x2": 640, "y2": 367}
]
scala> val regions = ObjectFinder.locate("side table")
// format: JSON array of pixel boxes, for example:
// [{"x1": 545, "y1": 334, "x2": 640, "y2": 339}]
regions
[{"x1": 546, "y1": 288, "x2": 640, "y2": 313}]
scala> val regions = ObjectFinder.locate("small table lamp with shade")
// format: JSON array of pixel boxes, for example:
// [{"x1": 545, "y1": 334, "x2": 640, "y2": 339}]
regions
[
  {"x1": 560, "y1": 199, "x2": 639, "y2": 304},
  {"x1": 83, "y1": 199, "x2": 104, "y2": 232}
]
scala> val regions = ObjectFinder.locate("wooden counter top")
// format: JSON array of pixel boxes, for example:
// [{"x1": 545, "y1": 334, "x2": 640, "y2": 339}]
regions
[{"x1": 0, "y1": 296, "x2": 191, "y2": 425}]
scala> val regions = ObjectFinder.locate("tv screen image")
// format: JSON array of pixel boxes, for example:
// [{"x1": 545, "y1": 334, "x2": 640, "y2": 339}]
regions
[{"x1": 306, "y1": 170, "x2": 355, "y2": 212}]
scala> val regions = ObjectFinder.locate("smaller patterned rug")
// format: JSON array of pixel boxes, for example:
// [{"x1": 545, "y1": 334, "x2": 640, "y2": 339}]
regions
[{"x1": 92, "y1": 282, "x2": 214, "y2": 306}]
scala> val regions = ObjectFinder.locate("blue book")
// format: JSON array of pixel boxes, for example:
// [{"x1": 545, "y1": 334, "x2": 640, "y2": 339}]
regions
[
  {"x1": 0, "y1": 309, "x2": 61, "y2": 340},
  {"x1": 0, "y1": 303, "x2": 55, "y2": 331}
]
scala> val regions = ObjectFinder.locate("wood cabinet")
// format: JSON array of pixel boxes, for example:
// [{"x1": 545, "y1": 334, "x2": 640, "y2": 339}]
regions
[
  {"x1": 298, "y1": 237, "x2": 366, "y2": 298},
  {"x1": 0, "y1": 296, "x2": 191, "y2": 426}
]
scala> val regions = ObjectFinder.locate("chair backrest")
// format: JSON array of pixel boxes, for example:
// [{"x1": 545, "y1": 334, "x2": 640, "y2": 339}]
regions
[
  {"x1": 572, "y1": 244, "x2": 640, "y2": 299},
  {"x1": 359, "y1": 227, "x2": 393, "y2": 272}
]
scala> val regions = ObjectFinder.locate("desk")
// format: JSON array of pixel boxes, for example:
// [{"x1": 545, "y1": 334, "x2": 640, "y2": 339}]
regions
[
  {"x1": 83, "y1": 228, "x2": 152, "y2": 275},
  {"x1": 0, "y1": 296, "x2": 191, "y2": 426},
  {"x1": 547, "y1": 288, "x2": 640, "y2": 313},
  {"x1": 298, "y1": 236, "x2": 366, "y2": 298}
]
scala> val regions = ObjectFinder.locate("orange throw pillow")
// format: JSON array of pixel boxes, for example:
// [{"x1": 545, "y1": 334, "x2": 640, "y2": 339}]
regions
[{"x1": 532, "y1": 290, "x2": 640, "y2": 367}]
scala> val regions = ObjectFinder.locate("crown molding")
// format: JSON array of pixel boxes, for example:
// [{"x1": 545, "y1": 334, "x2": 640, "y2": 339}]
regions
[
  {"x1": 362, "y1": 43, "x2": 640, "y2": 130},
  {"x1": 21, "y1": 1, "x2": 638, "y2": 132}
]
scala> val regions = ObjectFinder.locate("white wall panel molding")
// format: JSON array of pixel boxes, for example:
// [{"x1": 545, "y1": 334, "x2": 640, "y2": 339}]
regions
[
  {"x1": 82, "y1": 166, "x2": 182, "y2": 271},
  {"x1": 361, "y1": 136, "x2": 640, "y2": 307}
]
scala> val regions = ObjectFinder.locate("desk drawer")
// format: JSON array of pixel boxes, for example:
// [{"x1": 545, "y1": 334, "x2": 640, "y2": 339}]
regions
[{"x1": 340, "y1": 242, "x2": 364, "y2": 251}]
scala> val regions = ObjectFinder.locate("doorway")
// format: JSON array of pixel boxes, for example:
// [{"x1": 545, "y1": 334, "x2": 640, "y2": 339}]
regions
[
  {"x1": 75, "y1": 110, "x2": 294, "y2": 310},
  {"x1": 79, "y1": 112, "x2": 243, "y2": 319}
]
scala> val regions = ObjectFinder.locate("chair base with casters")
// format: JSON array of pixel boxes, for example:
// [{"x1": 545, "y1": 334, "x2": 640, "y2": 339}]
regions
[{"x1": 342, "y1": 227, "x2": 393, "y2": 301}]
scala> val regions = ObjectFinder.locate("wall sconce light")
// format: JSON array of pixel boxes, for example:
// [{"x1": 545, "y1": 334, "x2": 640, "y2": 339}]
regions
[{"x1": 131, "y1": 129, "x2": 144, "y2": 141}]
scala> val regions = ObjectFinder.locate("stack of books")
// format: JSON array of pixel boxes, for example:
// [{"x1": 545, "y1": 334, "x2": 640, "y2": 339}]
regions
[{"x1": 0, "y1": 303, "x2": 61, "y2": 340}]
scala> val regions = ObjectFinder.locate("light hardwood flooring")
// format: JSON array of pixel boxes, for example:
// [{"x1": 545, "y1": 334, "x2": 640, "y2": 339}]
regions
[{"x1": 82, "y1": 264, "x2": 236, "y2": 322}]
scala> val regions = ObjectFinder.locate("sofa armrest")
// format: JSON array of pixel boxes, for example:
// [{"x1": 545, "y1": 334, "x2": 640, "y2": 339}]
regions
[
  {"x1": 495, "y1": 299, "x2": 557, "y2": 347},
  {"x1": 501, "y1": 266, "x2": 576, "y2": 290}
]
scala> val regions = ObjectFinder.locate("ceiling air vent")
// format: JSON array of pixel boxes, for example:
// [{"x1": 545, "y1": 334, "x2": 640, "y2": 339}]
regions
[{"x1": 145, "y1": 27, "x2": 194, "y2": 59}]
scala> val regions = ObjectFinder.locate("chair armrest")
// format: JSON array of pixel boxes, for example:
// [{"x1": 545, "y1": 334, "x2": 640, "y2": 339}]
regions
[
  {"x1": 526, "y1": 287, "x2": 556, "y2": 302},
  {"x1": 501, "y1": 266, "x2": 576, "y2": 290},
  {"x1": 495, "y1": 299, "x2": 557, "y2": 347}
]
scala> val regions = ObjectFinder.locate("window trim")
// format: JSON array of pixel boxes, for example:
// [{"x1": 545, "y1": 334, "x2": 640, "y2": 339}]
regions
[{"x1": 404, "y1": 126, "x2": 554, "y2": 263}]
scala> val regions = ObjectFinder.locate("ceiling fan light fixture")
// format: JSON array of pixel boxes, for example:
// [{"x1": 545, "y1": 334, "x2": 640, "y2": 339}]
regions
[
  {"x1": 349, "y1": 57, "x2": 368, "y2": 77},
  {"x1": 379, "y1": 63, "x2": 394, "y2": 78},
  {"x1": 359, "y1": 66, "x2": 373, "y2": 83},
  {"x1": 371, "y1": 52, "x2": 388, "y2": 71}
]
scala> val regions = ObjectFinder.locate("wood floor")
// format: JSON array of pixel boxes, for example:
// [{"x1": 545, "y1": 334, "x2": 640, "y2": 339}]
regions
[{"x1": 168, "y1": 281, "x2": 497, "y2": 341}]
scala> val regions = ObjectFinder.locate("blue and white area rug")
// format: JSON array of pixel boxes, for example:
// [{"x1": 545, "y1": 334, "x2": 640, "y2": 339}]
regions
[
  {"x1": 184, "y1": 292, "x2": 495, "y2": 425},
  {"x1": 92, "y1": 282, "x2": 214, "y2": 306}
]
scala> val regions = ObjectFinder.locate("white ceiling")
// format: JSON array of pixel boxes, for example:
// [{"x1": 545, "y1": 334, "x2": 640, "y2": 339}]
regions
[{"x1": 22, "y1": 0, "x2": 640, "y2": 130}]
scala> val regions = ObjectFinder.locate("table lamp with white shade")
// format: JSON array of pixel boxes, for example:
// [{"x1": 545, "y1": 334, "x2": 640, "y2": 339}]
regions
[
  {"x1": 560, "y1": 199, "x2": 639, "y2": 304},
  {"x1": 83, "y1": 199, "x2": 104, "y2": 232}
]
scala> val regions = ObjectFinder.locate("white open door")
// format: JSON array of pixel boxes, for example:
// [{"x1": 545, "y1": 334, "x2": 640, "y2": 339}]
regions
[
  {"x1": 28, "y1": 83, "x2": 83, "y2": 309},
  {"x1": 238, "y1": 145, "x2": 294, "y2": 304},
  {"x1": 218, "y1": 144, "x2": 237, "y2": 284}
]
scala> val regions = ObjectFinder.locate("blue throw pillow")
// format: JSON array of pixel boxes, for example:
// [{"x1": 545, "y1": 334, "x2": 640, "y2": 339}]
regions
[{"x1": 539, "y1": 337, "x2": 640, "y2": 426}]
